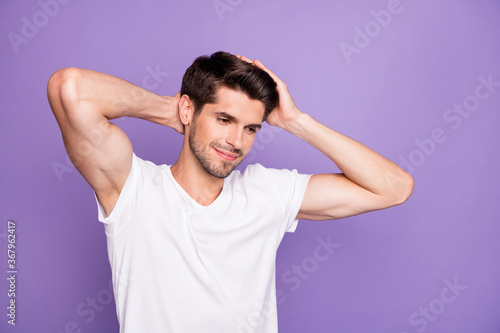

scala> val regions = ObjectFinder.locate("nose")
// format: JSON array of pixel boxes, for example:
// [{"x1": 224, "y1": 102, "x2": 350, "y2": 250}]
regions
[{"x1": 226, "y1": 126, "x2": 244, "y2": 150}]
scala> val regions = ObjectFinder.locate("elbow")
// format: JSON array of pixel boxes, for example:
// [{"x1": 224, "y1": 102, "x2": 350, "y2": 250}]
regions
[
  {"x1": 47, "y1": 67, "x2": 83, "y2": 112},
  {"x1": 392, "y1": 172, "x2": 414, "y2": 206}
]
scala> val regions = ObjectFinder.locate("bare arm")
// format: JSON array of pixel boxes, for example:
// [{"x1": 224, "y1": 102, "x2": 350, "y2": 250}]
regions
[
  {"x1": 286, "y1": 114, "x2": 414, "y2": 220},
  {"x1": 47, "y1": 67, "x2": 182, "y2": 216},
  {"x1": 236, "y1": 55, "x2": 414, "y2": 220}
]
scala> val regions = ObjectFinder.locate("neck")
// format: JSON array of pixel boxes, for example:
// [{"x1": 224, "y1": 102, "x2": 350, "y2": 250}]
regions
[{"x1": 171, "y1": 144, "x2": 224, "y2": 207}]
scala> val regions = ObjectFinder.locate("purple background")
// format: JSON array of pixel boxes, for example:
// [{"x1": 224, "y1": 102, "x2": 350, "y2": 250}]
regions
[{"x1": 1, "y1": 0, "x2": 500, "y2": 332}]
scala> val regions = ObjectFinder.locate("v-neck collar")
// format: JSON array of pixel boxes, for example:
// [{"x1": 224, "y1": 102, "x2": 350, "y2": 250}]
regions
[{"x1": 165, "y1": 165, "x2": 229, "y2": 211}]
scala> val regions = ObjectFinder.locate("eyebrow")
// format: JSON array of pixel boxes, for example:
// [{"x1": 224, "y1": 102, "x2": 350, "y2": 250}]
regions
[{"x1": 214, "y1": 111, "x2": 262, "y2": 130}]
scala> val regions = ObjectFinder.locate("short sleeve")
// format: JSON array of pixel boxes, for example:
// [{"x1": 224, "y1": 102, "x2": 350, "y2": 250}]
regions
[
  {"x1": 93, "y1": 153, "x2": 150, "y2": 229},
  {"x1": 260, "y1": 166, "x2": 311, "y2": 233}
]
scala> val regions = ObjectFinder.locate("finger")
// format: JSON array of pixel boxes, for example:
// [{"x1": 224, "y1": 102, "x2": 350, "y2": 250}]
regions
[
  {"x1": 253, "y1": 59, "x2": 284, "y2": 85},
  {"x1": 236, "y1": 54, "x2": 253, "y2": 64}
]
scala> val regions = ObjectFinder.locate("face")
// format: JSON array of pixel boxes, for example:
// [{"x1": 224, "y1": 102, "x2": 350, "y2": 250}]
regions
[{"x1": 188, "y1": 87, "x2": 265, "y2": 178}]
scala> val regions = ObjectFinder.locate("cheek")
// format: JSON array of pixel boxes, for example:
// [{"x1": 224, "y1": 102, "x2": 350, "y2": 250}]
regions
[
  {"x1": 192, "y1": 122, "x2": 218, "y2": 141},
  {"x1": 243, "y1": 136, "x2": 256, "y2": 151}
]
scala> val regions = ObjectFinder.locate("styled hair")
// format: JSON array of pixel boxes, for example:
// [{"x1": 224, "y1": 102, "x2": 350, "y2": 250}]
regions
[{"x1": 180, "y1": 51, "x2": 278, "y2": 121}]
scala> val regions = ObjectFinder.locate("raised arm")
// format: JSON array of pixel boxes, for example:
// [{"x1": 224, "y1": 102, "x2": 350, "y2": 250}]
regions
[
  {"x1": 236, "y1": 55, "x2": 414, "y2": 220},
  {"x1": 47, "y1": 67, "x2": 182, "y2": 216},
  {"x1": 287, "y1": 113, "x2": 414, "y2": 220}
]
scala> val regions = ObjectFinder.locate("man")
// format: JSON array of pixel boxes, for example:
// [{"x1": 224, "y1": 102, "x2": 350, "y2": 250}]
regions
[{"x1": 47, "y1": 51, "x2": 413, "y2": 332}]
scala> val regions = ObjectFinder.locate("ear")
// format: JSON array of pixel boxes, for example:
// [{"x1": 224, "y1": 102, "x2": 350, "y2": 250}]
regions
[{"x1": 178, "y1": 94, "x2": 194, "y2": 125}]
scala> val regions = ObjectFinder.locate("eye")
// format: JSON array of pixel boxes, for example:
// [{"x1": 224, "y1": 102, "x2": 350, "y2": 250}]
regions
[
  {"x1": 245, "y1": 126, "x2": 257, "y2": 134},
  {"x1": 217, "y1": 118, "x2": 230, "y2": 125}
]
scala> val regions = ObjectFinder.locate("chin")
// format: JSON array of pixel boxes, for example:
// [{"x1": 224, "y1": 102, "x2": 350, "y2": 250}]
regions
[{"x1": 207, "y1": 156, "x2": 245, "y2": 179}]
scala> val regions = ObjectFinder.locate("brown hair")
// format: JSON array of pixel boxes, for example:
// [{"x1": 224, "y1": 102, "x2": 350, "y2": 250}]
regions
[{"x1": 180, "y1": 51, "x2": 278, "y2": 120}]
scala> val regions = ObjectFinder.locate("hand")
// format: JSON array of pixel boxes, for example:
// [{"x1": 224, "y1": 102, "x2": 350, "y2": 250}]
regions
[
  {"x1": 235, "y1": 54, "x2": 303, "y2": 129},
  {"x1": 162, "y1": 91, "x2": 184, "y2": 134}
]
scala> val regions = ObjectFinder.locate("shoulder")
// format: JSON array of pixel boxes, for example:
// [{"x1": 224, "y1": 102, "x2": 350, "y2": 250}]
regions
[
  {"x1": 133, "y1": 153, "x2": 168, "y2": 172},
  {"x1": 129, "y1": 153, "x2": 172, "y2": 187}
]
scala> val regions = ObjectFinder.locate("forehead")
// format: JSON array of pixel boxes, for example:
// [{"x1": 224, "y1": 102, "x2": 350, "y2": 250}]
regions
[{"x1": 204, "y1": 86, "x2": 265, "y2": 123}]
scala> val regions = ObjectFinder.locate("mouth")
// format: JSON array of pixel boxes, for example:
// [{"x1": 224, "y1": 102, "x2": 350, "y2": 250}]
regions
[{"x1": 214, "y1": 148, "x2": 240, "y2": 162}]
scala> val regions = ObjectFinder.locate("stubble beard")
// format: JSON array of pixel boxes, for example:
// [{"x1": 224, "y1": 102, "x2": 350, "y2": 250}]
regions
[{"x1": 188, "y1": 118, "x2": 244, "y2": 179}]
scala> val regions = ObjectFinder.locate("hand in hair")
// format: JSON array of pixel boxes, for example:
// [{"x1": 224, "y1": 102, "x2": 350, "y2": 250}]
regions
[{"x1": 235, "y1": 54, "x2": 303, "y2": 130}]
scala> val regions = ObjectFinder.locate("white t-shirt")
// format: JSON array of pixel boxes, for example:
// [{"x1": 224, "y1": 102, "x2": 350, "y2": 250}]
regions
[{"x1": 94, "y1": 153, "x2": 311, "y2": 333}]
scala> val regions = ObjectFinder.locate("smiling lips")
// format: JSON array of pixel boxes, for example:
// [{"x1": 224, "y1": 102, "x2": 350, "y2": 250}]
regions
[{"x1": 214, "y1": 148, "x2": 240, "y2": 162}]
